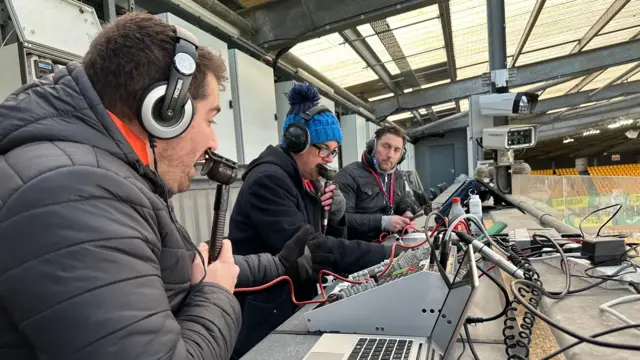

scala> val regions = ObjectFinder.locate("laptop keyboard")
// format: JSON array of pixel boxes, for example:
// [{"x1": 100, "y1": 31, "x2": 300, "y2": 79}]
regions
[{"x1": 348, "y1": 337, "x2": 413, "y2": 360}]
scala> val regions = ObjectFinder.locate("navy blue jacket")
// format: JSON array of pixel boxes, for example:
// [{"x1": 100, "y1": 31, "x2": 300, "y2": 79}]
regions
[{"x1": 228, "y1": 145, "x2": 389, "y2": 358}]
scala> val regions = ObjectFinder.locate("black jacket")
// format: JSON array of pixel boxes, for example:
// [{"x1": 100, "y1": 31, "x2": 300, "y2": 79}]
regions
[
  {"x1": 334, "y1": 153, "x2": 420, "y2": 241},
  {"x1": 228, "y1": 145, "x2": 389, "y2": 358},
  {"x1": 0, "y1": 63, "x2": 242, "y2": 360}
]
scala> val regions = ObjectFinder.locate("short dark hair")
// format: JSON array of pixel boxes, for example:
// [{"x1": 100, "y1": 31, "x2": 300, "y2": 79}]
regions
[
  {"x1": 374, "y1": 125, "x2": 407, "y2": 144},
  {"x1": 83, "y1": 13, "x2": 227, "y2": 122}
]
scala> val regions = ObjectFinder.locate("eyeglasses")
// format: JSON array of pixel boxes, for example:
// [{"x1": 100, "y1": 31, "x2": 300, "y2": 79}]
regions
[{"x1": 313, "y1": 145, "x2": 339, "y2": 159}]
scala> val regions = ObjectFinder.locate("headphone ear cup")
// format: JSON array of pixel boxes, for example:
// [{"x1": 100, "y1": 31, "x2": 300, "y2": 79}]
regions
[
  {"x1": 283, "y1": 123, "x2": 310, "y2": 154},
  {"x1": 138, "y1": 82, "x2": 194, "y2": 140},
  {"x1": 398, "y1": 147, "x2": 406, "y2": 165},
  {"x1": 365, "y1": 138, "x2": 376, "y2": 156}
]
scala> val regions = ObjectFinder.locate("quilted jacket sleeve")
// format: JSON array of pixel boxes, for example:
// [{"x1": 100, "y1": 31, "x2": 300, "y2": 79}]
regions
[
  {"x1": 234, "y1": 254, "x2": 285, "y2": 288},
  {"x1": 0, "y1": 165, "x2": 241, "y2": 360},
  {"x1": 334, "y1": 168, "x2": 383, "y2": 240}
]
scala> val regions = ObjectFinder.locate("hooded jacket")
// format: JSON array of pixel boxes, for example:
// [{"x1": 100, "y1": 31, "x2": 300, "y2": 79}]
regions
[
  {"x1": 0, "y1": 62, "x2": 242, "y2": 360},
  {"x1": 227, "y1": 145, "x2": 390, "y2": 358},
  {"x1": 334, "y1": 151, "x2": 420, "y2": 241}
]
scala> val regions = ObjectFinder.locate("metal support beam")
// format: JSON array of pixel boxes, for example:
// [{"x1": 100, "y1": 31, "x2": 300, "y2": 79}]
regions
[
  {"x1": 510, "y1": 0, "x2": 545, "y2": 67},
  {"x1": 487, "y1": 0, "x2": 510, "y2": 189},
  {"x1": 536, "y1": 106, "x2": 640, "y2": 140},
  {"x1": 437, "y1": 0, "x2": 459, "y2": 112},
  {"x1": 281, "y1": 52, "x2": 373, "y2": 113},
  {"x1": 193, "y1": 0, "x2": 255, "y2": 34},
  {"x1": 529, "y1": 0, "x2": 629, "y2": 94},
  {"x1": 570, "y1": 0, "x2": 630, "y2": 53},
  {"x1": 590, "y1": 61, "x2": 640, "y2": 98},
  {"x1": 512, "y1": 80, "x2": 640, "y2": 123},
  {"x1": 371, "y1": 38, "x2": 640, "y2": 119},
  {"x1": 241, "y1": 0, "x2": 437, "y2": 50},
  {"x1": 103, "y1": 0, "x2": 117, "y2": 23},
  {"x1": 340, "y1": 28, "x2": 399, "y2": 94},
  {"x1": 407, "y1": 80, "x2": 640, "y2": 138}
]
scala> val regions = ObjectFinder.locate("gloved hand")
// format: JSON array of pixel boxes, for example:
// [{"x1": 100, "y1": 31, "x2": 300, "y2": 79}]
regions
[
  {"x1": 306, "y1": 235, "x2": 337, "y2": 275},
  {"x1": 320, "y1": 183, "x2": 346, "y2": 224},
  {"x1": 277, "y1": 225, "x2": 315, "y2": 283},
  {"x1": 329, "y1": 185, "x2": 346, "y2": 224}
]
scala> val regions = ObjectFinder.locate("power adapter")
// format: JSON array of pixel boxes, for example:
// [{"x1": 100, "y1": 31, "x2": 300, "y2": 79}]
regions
[{"x1": 580, "y1": 236, "x2": 627, "y2": 265}]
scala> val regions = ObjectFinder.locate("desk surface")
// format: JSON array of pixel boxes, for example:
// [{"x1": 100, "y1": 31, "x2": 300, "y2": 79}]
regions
[{"x1": 241, "y1": 209, "x2": 640, "y2": 360}]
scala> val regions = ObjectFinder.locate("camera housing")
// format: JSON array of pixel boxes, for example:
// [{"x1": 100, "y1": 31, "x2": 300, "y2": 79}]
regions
[
  {"x1": 482, "y1": 125, "x2": 538, "y2": 150},
  {"x1": 478, "y1": 92, "x2": 539, "y2": 116}
]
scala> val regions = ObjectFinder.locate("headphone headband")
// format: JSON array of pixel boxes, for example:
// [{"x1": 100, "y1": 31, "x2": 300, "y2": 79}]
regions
[
  {"x1": 159, "y1": 26, "x2": 199, "y2": 125},
  {"x1": 301, "y1": 105, "x2": 331, "y2": 121}
]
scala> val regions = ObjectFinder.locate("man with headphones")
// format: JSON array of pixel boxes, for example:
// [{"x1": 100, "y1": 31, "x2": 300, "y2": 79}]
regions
[
  {"x1": 0, "y1": 13, "x2": 321, "y2": 360},
  {"x1": 227, "y1": 82, "x2": 397, "y2": 358},
  {"x1": 334, "y1": 125, "x2": 420, "y2": 241}
]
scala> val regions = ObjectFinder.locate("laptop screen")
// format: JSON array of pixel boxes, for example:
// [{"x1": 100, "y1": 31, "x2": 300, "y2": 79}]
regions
[{"x1": 427, "y1": 245, "x2": 479, "y2": 358}]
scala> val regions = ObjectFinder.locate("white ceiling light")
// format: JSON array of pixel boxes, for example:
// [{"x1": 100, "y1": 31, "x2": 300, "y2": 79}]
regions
[
  {"x1": 563, "y1": 137, "x2": 574, "y2": 144},
  {"x1": 583, "y1": 129, "x2": 600, "y2": 136},
  {"x1": 607, "y1": 119, "x2": 634, "y2": 129}
]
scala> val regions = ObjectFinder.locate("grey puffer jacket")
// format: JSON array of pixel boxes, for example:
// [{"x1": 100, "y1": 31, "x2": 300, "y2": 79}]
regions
[
  {"x1": 334, "y1": 155, "x2": 420, "y2": 241},
  {"x1": 0, "y1": 62, "x2": 243, "y2": 360}
]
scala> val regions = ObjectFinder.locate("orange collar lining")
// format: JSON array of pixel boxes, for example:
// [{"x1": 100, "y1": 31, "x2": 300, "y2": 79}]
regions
[{"x1": 107, "y1": 111, "x2": 149, "y2": 166}]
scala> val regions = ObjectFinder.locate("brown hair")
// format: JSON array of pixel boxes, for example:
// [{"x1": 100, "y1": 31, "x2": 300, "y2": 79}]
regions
[
  {"x1": 83, "y1": 13, "x2": 227, "y2": 122},
  {"x1": 374, "y1": 125, "x2": 407, "y2": 144}
]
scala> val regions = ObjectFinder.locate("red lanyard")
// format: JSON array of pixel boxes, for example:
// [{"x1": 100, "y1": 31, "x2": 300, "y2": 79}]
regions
[
  {"x1": 367, "y1": 166, "x2": 395, "y2": 211},
  {"x1": 303, "y1": 180, "x2": 315, "y2": 193},
  {"x1": 361, "y1": 150, "x2": 395, "y2": 211}
]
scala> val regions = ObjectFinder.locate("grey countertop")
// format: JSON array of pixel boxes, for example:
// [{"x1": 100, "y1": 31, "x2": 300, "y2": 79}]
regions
[{"x1": 241, "y1": 209, "x2": 640, "y2": 360}]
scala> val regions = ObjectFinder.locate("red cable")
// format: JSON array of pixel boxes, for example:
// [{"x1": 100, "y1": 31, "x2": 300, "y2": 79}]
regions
[{"x1": 234, "y1": 222, "x2": 444, "y2": 305}]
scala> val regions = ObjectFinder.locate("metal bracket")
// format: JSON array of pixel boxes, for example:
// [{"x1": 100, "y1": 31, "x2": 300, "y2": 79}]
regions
[{"x1": 490, "y1": 69, "x2": 518, "y2": 88}]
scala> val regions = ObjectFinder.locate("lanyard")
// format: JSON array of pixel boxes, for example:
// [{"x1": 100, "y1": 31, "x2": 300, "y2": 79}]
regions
[
  {"x1": 303, "y1": 179, "x2": 315, "y2": 193},
  {"x1": 367, "y1": 166, "x2": 395, "y2": 212}
]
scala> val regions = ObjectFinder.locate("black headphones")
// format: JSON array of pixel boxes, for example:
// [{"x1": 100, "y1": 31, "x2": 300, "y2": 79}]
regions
[
  {"x1": 282, "y1": 105, "x2": 332, "y2": 153},
  {"x1": 137, "y1": 26, "x2": 199, "y2": 140},
  {"x1": 365, "y1": 136, "x2": 407, "y2": 165}
]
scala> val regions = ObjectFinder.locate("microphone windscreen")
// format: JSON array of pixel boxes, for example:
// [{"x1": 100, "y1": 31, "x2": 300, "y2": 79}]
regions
[
  {"x1": 512, "y1": 161, "x2": 531, "y2": 175},
  {"x1": 474, "y1": 165, "x2": 491, "y2": 180}
]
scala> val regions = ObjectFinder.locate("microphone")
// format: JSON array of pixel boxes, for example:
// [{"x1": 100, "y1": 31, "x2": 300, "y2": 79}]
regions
[
  {"x1": 201, "y1": 149, "x2": 238, "y2": 263},
  {"x1": 317, "y1": 164, "x2": 337, "y2": 233},
  {"x1": 511, "y1": 161, "x2": 531, "y2": 175},
  {"x1": 474, "y1": 164, "x2": 493, "y2": 181},
  {"x1": 454, "y1": 230, "x2": 525, "y2": 279}
]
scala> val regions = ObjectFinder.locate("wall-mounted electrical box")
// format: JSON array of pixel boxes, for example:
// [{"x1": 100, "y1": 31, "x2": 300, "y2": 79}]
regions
[
  {"x1": 229, "y1": 49, "x2": 278, "y2": 165},
  {"x1": 0, "y1": 0, "x2": 102, "y2": 100}
]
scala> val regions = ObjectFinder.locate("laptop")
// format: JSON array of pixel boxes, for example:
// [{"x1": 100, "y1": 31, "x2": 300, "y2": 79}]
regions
[{"x1": 302, "y1": 246, "x2": 479, "y2": 360}]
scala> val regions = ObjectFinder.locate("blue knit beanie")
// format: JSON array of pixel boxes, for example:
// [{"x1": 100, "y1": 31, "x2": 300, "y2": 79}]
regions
[{"x1": 281, "y1": 82, "x2": 343, "y2": 147}]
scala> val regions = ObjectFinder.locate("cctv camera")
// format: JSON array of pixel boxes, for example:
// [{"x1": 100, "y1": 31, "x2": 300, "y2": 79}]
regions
[
  {"x1": 482, "y1": 124, "x2": 538, "y2": 150},
  {"x1": 478, "y1": 92, "x2": 539, "y2": 116}
]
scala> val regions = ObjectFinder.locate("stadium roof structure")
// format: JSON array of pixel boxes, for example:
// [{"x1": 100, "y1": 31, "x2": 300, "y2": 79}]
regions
[{"x1": 107, "y1": 0, "x2": 640, "y2": 153}]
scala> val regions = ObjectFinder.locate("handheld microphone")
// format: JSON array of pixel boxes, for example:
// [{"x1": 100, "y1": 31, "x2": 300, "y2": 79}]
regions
[
  {"x1": 317, "y1": 164, "x2": 337, "y2": 233},
  {"x1": 201, "y1": 149, "x2": 238, "y2": 263},
  {"x1": 454, "y1": 230, "x2": 525, "y2": 279}
]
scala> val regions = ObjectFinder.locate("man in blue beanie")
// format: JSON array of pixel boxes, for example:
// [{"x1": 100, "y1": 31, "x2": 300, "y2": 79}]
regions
[{"x1": 227, "y1": 83, "x2": 395, "y2": 358}]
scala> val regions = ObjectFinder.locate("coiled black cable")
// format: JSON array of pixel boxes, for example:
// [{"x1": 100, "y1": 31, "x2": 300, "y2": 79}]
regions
[{"x1": 500, "y1": 240, "x2": 542, "y2": 360}]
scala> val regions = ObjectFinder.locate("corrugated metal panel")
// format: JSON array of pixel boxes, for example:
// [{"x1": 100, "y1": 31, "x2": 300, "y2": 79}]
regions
[{"x1": 171, "y1": 183, "x2": 242, "y2": 245}]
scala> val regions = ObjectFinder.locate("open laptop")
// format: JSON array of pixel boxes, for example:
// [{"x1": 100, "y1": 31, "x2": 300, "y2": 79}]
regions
[{"x1": 302, "y1": 246, "x2": 478, "y2": 360}]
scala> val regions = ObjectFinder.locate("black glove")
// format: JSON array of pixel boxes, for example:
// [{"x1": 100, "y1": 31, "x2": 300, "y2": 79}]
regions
[
  {"x1": 306, "y1": 236, "x2": 337, "y2": 275},
  {"x1": 277, "y1": 225, "x2": 315, "y2": 283}
]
